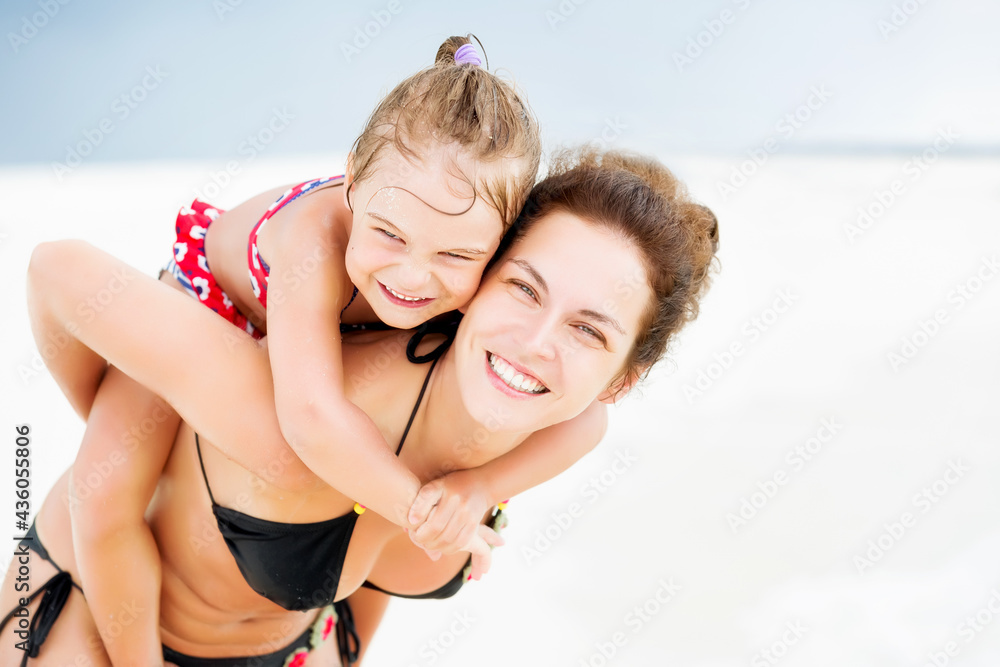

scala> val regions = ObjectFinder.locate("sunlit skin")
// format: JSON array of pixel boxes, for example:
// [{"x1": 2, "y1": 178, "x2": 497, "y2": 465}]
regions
[
  {"x1": 441, "y1": 210, "x2": 653, "y2": 438},
  {"x1": 2, "y1": 209, "x2": 653, "y2": 663},
  {"x1": 344, "y1": 141, "x2": 508, "y2": 330}
]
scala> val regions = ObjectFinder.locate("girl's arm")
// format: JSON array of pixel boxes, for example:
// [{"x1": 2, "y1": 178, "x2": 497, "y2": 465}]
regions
[
  {"x1": 408, "y1": 400, "x2": 608, "y2": 552},
  {"x1": 260, "y1": 205, "x2": 422, "y2": 529},
  {"x1": 28, "y1": 240, "x2": 496, "y2": 566},
  {"x1": 69, "y1": 366, "x2": 178, "y2": 666}
]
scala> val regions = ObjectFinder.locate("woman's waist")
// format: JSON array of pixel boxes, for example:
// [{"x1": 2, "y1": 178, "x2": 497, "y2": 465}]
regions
[{"x1": 157, "y1": 562, "x2": 317, "y2": 658}]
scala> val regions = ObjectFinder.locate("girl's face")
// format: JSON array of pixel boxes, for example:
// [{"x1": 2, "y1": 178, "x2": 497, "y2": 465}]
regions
[
  {"x1": 344, "y1": 142, "x2": 505, "y2": 329},
  {"x1": 453, "y1": 210, "x2": 653, "y2": 432}
]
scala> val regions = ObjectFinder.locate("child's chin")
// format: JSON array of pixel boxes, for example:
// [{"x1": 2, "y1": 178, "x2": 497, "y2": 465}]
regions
[{"x1": 379, "y1": 308, "x2": 430, "y2": 330}]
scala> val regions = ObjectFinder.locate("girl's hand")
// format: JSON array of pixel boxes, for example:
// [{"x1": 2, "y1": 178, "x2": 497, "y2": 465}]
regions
[{"x1": 407, "y1": 470, "x2": 504, "y2": 572}]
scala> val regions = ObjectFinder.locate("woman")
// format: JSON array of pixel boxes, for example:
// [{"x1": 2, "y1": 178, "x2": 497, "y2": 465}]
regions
[{"x1": 1, "y1": 148, "x2": 719, "y2": 665}]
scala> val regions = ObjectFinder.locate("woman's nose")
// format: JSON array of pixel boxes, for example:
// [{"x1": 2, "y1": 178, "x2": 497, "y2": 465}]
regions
[{"x1": 518, "y1": 311, "x2": 558, "y2": 362}]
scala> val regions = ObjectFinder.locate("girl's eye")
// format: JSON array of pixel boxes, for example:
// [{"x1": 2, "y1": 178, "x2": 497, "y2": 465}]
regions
[
  {"x1": 442, "y1": 252, "x2": 473, "y2": 261},
  {"x1": 378, "y1": 228, "x2": 400, "y2": 240}
]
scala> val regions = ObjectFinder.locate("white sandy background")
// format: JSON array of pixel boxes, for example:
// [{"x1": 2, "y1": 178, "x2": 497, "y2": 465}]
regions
[
  {"x1": 1, "y1": 150, "x2": 998, "y2": 666},
  {"x1": 2, "y1": 0, "x2": 1000, "y2": 665}
]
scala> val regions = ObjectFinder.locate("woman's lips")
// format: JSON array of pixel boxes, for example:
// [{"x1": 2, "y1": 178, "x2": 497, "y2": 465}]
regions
[{"x1": 485, "y1": 351, "x2": 549, "y2": 396}]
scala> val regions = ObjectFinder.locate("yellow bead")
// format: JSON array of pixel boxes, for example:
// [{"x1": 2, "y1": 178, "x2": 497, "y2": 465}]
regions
[
  {"x1": 497, "y1": 502, "x2": 507, "y2": 510},
  {"x1": 353, "y1": 503, "x2": 366, "y2": 515}
]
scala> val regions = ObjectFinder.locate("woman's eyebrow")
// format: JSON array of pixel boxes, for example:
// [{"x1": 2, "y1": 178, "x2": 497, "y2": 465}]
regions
[
  {"x1": 509, "y1": 258, "x2": 548, "y2": 293},
  {"x1": 509, "y1": 257, "x2": 626, "y2": 335},
  {"x1": 579, "y1": 309, "x2": 626, "y2": 336}
]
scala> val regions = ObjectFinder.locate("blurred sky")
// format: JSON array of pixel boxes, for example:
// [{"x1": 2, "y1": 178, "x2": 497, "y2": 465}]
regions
[{"x1": 1, "y1": 0, "x2": 998, "y2": 167}]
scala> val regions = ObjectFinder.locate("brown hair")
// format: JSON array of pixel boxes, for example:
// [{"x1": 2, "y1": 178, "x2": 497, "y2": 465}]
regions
[
  {"x1": 348, "y1": 35, "x2": 541, "y2": 231},
  {"x1": 498, "y1": 147, "x2": 720, "y2": 392}
]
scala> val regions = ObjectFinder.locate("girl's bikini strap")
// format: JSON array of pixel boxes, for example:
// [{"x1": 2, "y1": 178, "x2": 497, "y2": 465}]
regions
[{"x1": 194, "y1": 433, "x2": 218, "y2": 506}]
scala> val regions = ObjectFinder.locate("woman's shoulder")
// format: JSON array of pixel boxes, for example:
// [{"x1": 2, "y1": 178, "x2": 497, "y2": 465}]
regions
[{"x1": 341, "y1": 329, "x2": 423, "y2": 396}]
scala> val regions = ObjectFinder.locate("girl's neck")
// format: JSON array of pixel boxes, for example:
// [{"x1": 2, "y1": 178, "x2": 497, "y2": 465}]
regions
[{"x1": 405, "y1": 349, "x2": 525, "y2": 481}]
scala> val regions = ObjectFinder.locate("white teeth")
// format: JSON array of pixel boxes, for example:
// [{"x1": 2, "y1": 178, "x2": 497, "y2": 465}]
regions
[
  {"x1": 487, "y1": 353, "x2": 548, "y2": 394},
  {"x1": 386, "y1": 285, "x2": 425, "y2": 302}
]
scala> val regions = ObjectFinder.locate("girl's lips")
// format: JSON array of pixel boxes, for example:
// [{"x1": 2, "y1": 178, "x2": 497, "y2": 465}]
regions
[
  {"x1": 484, "y1": 351, "x2": 549, "y2": 398},
  {"x1": 378, "y1": 281, "x2": 434, "y2": 308}
]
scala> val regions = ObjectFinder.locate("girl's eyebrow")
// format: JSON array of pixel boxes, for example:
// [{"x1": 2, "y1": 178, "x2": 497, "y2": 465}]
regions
[
  {"x1": 368, "y1": 211, "x2": 487, "y2": 256},
  {"x1": 507, "y1": 258, "x2": 626, "y2": 336},
  {"x1": 366, "y1": 211, "x2": 402, "y2": 231}
]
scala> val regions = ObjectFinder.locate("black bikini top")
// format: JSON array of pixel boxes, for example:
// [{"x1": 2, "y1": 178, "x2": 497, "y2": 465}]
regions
[{"x1": 195, "y1": 317, "x2": 478, "y2": 611}]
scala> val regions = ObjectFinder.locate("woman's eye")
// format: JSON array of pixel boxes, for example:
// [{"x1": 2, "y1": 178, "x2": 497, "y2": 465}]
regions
[
  {"x1": 509, "y1": 280, "x2": 536, "y2": 301},
  {"x1": 378, "y1": 228, "x2": 400, "y2": 240},
  {"x1": 576, "y1": 324, "x2": 605, "y2": 342},
  {"x1": 443, "y1": 252, "x2": 473, "y2": 261}
]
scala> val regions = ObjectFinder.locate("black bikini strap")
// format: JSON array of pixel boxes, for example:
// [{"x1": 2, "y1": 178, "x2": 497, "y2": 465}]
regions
[
  {"x1": 334, "y1": 599, "x2": 361, "y2": 665},
  {"x1": 194, "y1": 433, "x2": 218, "y2": 506},
  {"x1": 0, "y1": 570, "x2": 75, "y2": 666},
  {"x1": 405, "y1": 313, "x2": 460, "y2": 364},
  {"x1": 340, "y1": 286, "x2": 359, "y2": 318},
  {"x1": 396, "y1": 356, "x2": 439, "y2": 456}
]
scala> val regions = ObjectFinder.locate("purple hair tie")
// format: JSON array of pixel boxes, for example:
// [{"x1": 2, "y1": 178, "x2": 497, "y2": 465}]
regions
[{"x1": 454, "y1": 43, "x2": 482, "y2": 67}]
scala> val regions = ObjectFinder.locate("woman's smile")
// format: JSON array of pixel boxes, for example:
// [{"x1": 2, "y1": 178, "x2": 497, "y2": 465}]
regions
[{"x1": 486, "y1": 351, "x2": 550, "y2": 396}]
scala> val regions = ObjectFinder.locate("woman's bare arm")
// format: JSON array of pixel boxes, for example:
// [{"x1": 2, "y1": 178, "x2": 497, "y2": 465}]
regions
[
  {"x1": 409, "y1": 400, "x2": 608, "y2": 552},
  {"x1": 70, "y1": 366, "x2": 178, "y2": 666}
]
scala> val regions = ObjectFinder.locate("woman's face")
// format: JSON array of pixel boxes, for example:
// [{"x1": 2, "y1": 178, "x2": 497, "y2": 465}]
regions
[
  {"x1": 454, "y1": 210, "x2": 653, "y2": 432},
  {"x1": 344, "y1": 142, "x2": 505, "y2": 329}
]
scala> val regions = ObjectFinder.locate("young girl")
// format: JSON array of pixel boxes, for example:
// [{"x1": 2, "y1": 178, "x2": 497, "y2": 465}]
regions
[{"x1": 43, "y1": 35, "x2": 611, "y2": 664}]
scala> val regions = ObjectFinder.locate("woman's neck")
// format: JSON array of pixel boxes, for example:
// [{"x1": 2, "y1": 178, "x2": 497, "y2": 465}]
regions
[{"x1": 404, "y1": 350, "x2": 526, "y2": 481}]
